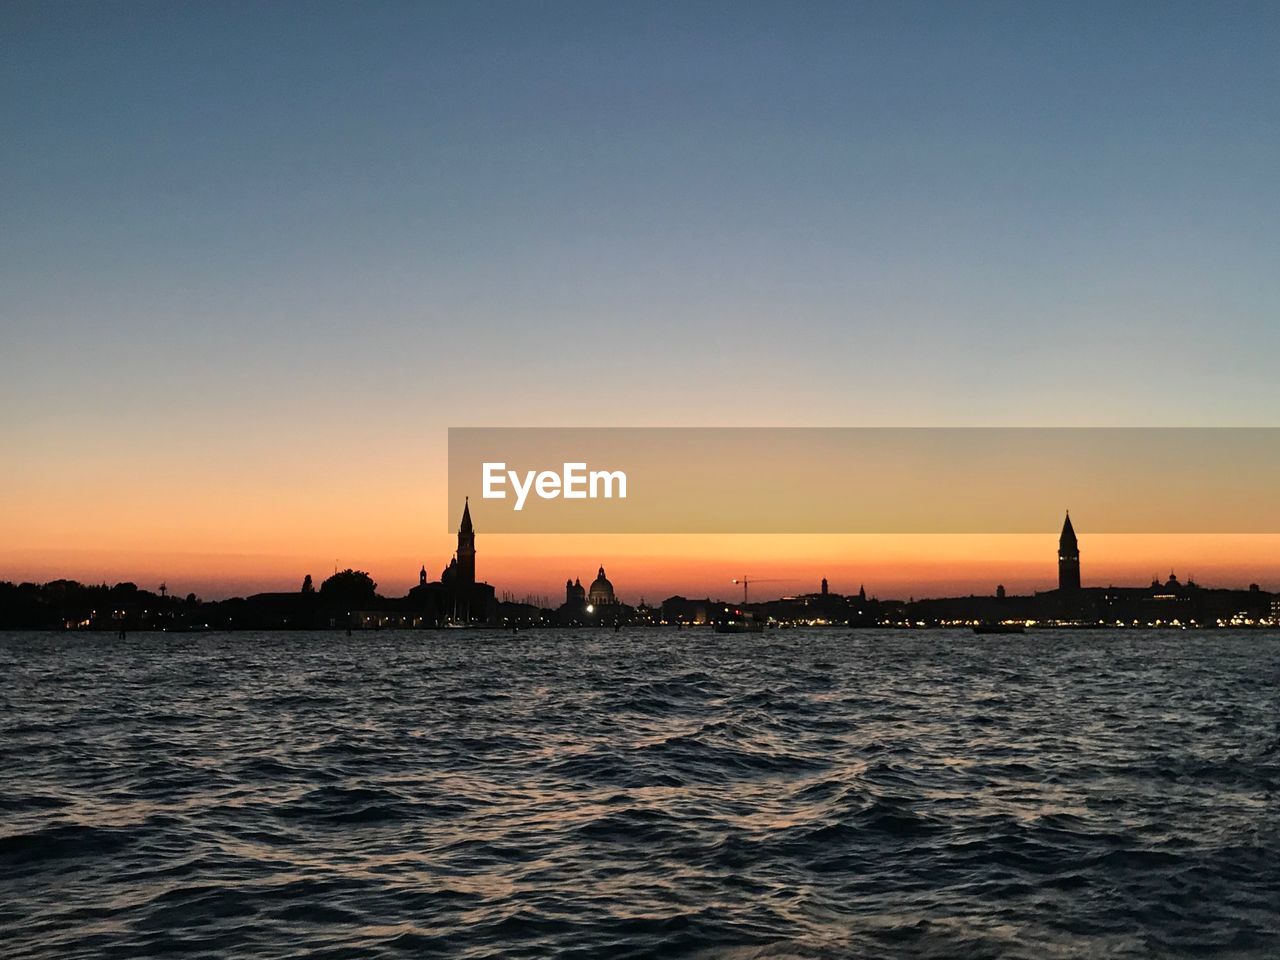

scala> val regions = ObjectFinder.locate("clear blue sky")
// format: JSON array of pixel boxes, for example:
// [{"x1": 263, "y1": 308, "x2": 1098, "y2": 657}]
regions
[
  {"x1": 2, "y1": 1, "x2": 1279, "y2": 591},
  {"x1": 5, "y1": 1, "x2": 1278, "y2": 424}
]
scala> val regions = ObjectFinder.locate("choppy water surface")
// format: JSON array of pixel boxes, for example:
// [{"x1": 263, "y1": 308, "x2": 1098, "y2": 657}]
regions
[{"x1": 1, "y1": 629, "x2": 1278, "y2": 959}]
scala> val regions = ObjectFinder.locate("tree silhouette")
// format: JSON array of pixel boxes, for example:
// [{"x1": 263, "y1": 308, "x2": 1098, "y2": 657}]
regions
[
  {"x1": 319, "y1": 569, "x2": 376, "y2": 608},
  {"x1": 301, "y1": 574, "x2": 315, "y2": 594}
]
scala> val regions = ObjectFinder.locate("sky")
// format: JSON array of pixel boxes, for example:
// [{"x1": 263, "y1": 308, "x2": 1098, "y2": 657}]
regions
[{"x1": 2, "y1": 1, "x2": 1279, "y2": 600}]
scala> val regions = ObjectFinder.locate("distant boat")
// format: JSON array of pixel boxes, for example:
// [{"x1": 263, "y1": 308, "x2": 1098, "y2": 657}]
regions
[
  {"x1": 973, "y1": 623, "x2": 1025, "y2": 635},
  {"x1": 713, "y1": 610, "x2": 765, "y2": 634}
]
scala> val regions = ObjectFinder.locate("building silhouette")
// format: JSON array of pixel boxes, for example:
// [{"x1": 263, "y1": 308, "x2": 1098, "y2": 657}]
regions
[
  {"x1": 456, "y1": 499, "x2": 476, "y2": 591},
  {"x1": 726, "y1": 578, "x2": 879, "y2": 627},
  {"x1": 409, "y1": 498, "x2": 495, "y2": 625},
  {"x1": 8, "y1": 507, "x2": 1278, "y2": 631},
  {"x1": 587, "y1": 565, "x2": 617, "y2": 606},
  {"x1": 555, "y1": 564, "x2": 629, "y2": 624},
  {"x1": 1058, "y1": 511, "x2": 1081, "y2": 592}
]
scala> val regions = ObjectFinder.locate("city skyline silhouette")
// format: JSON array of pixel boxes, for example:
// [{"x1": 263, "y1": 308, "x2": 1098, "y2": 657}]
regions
[{"x1": 4, "y1": 505, "x2": 1277, "y2": 631}]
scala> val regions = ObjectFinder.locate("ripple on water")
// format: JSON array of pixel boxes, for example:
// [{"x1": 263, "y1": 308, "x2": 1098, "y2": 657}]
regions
[{"x1": 0, "y1": 628, "x2": 1278, "y2": 959}]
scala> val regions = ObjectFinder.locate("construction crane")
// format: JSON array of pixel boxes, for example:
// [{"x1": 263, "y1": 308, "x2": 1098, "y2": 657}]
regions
[{"x1": 731, "y1": 576, "x2": 797, "y2": 605}]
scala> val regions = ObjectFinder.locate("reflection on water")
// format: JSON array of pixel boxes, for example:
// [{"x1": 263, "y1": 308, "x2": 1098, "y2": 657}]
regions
[{"x1": 1, "y1": 628, "x2": 1278, "y2": 958}]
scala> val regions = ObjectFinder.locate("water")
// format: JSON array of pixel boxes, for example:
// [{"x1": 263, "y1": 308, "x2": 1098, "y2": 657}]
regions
[{"x1": 1, "y1": 628, "x2": 1278, "y2": 959}]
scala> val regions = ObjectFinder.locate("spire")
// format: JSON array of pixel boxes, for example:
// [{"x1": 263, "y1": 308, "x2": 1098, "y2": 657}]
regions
[
  {"x1": 459, "y1": 497, "x2": 473, "y2": 534},
  {"x1": 1058, "y1": 510, "x2": 1081, "y2": 592},
  {"x1": 1059, "y1": 510, "x2": 1077, "y2": 550}
]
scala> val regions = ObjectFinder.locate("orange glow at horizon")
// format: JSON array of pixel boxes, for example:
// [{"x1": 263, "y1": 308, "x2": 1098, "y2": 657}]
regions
[
  {"x1": 3, "y1": 532, "x2": 1278, "y2": 604},
  {"x1": 3, "y1": 463, "x2": 1278, "y2": 600}
]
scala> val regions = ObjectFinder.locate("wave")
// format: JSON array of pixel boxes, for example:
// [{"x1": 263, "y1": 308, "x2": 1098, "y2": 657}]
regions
[{"x1": 2, "y1": 627, "x2": 1278, "y2": 959}]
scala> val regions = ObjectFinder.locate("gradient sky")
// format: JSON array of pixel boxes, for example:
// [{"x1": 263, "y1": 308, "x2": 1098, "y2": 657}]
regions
[{"x1": 3, "y1": 1, "x2": 1279, "y2": 600}]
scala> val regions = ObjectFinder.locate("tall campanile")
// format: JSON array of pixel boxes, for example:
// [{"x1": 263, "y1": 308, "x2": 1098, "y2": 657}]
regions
[
  {"x1": 1058, "y1": 511, "x2": 1081, "y2": 592},
  {"x1": 457, "y1": 497, "x2": 476, "y2": 590}
]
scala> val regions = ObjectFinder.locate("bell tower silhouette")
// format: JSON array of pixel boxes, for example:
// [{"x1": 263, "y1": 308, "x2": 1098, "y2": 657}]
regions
[
  {"x1": 457, "y1": 498, "x2": 476, "y2": 590},
  {"x1": 1058, "y1": 511, "x2": 1081, "y2": 592}
]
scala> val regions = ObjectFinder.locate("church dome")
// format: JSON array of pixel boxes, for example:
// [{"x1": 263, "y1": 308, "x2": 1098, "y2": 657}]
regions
[{"x1": 588, "y1": 565, "x2": 615, "y2": 604}]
